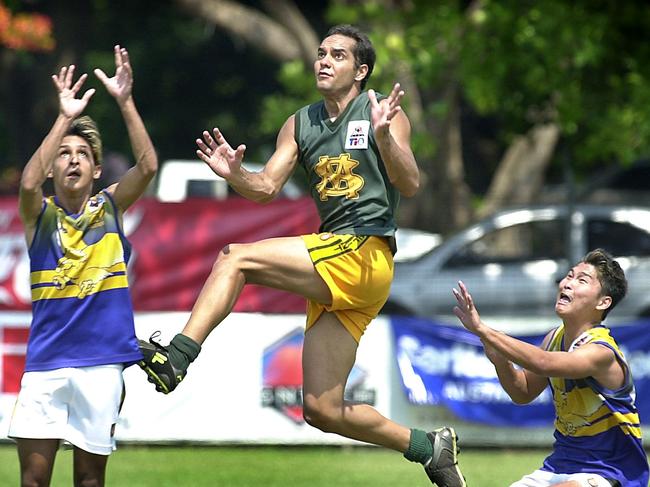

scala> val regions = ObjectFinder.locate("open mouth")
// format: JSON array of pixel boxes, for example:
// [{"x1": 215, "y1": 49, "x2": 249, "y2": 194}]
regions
[{"x1": 557, "y1": 292, "x2": 572, "y2": 305}]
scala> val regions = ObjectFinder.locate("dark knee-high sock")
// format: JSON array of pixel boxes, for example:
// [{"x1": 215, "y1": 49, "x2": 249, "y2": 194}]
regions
[
  {"x1": 168, "y1": 334, "x2": 201, "y2": 371},
  {"x1": 404, "y1": 428, "x2": 433, "y2": 464}
]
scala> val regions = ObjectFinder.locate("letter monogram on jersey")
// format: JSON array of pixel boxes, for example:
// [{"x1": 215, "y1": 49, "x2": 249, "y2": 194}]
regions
[{"x1": 314, "y1": 153, "x2": 365, "y2": 201}]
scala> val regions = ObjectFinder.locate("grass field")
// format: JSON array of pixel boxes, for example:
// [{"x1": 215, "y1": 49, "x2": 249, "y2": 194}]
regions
[{"x1": 0, "y1": 444, "x2": 566, "y2": 486}]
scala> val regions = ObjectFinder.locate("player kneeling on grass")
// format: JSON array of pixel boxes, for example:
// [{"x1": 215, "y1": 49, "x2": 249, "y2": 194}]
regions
[{"x1": 453, "y1": 248, "x2": 649, "y2": 487}]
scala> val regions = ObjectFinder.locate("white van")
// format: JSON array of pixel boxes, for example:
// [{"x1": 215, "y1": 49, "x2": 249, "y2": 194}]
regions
[{"x1": 155, "y1": 159, "x2": 304, "y2": 202}]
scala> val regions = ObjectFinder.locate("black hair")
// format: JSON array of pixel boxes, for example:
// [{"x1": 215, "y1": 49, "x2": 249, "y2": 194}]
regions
[{"x1": 582, "y1": 248, "x2": 627, "y2": 319}]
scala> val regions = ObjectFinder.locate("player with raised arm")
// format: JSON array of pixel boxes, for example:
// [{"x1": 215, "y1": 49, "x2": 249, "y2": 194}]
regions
[
  {"x1": 138, "y1": 24, "x2": 465, "y2": 487},
  {"x1": 8, "y1": 46, "x2": 157, "y2": 486},
  {"x1": 453, "y1": 249, "x2": 648, "y2": 487}
]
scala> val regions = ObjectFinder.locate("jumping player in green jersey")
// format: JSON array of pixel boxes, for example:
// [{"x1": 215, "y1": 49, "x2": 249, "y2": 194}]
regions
[{"x1": 139, "y1": 25, "x2": 465, "y2": 487}]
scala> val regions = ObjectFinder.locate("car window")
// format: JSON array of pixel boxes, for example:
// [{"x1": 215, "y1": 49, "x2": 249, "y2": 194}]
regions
[
  {"x1": 588, "y1": 219, "x2": 650, "y2": 256},
  {"x1": 443, "y1": 219, "x2": 566, "y2": 268}
]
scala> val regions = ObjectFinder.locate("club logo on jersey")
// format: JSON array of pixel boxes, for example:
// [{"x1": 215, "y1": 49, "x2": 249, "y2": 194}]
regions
[
  {"x1": 314, "y1": 153, "x2": 365, "y2": 201},
  {"x1": 345, "y1": 120, "x2": 370, "y2": 149}
]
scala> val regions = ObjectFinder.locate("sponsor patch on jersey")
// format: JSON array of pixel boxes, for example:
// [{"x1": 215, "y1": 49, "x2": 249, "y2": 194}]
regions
[{"x1": 345, "y1": 120, "x2": 370, "y2": 150}]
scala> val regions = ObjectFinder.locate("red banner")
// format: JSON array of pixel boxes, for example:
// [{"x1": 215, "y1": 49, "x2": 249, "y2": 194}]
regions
[{"x1": 0, "y1": 196, "x2": 320, "y2": 313}]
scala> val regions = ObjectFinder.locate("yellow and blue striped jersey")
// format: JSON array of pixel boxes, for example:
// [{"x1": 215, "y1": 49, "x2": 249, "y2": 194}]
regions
[
  {"x1": 25, "y1": 191, "x2": 142, "y2": 371},
  {"x1": 541, "y1": 324, "x2": 648, "y2": 486}
]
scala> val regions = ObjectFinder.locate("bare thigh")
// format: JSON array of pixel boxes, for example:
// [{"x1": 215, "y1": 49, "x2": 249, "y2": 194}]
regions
[{"x1": 227, "y1": 235, "x2": 331, "y2": 303}]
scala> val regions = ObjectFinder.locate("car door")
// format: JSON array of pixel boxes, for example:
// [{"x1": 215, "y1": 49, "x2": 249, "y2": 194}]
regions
[
  {"x1": 586, "y1": 208, "x2": 650, "y2": 320},
  {"x1": 435, "y1": 214, "x2": 568, "y2": 316}
]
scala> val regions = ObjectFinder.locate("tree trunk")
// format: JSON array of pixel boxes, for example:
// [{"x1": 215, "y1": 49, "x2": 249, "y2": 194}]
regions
[
  {"x1": 478, "y1": 123, "x2": 560, "y2": 218},
  {"x1": 175, "y1": 0, "x2": 317, "y2": 64},
  {"x1": 416, "y1": 81, "x2": 473, "y2": 235}
]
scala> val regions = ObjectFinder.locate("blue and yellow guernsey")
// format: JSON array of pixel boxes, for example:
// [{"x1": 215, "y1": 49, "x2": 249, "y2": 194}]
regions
[
  {"x1": 542, "y1": 324, "x2": 649, "y2": 486},
  {"x1": 25, "y1": 191, "x2": 142, "y2": 371}
]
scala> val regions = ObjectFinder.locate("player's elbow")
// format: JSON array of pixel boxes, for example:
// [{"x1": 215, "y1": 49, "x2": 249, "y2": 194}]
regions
[
  {"x1": 510, "y1": 394, "x2": 534, "y2": 405},
  {"x1": 20, "y1": 170, "x2": 44, "y2": 193},
  {"x1": 252, "y1": 188, "x2": 278, "y2": 204},
  {"x1": 530, "y1": 353, "x2": 559, "y2": 377},
  {"x1": 400, "y1": 179, "x2": 419, "y2": 198},
  {"x1": 392, "y1": 174, "x2": 419, "y2": 198}
]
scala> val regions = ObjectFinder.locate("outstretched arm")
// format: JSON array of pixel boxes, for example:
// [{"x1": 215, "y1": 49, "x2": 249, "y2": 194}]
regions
[
  {"x1": 95, "y1": 45, "x2": 157, "y2": 211},
  {"x1": 195, "y1": 115, "x2": 299, "y2": 204},
  {"x1": 368, "y1": 83, "x2": 419, "y2": 197},
  {"x1": 453, "y1": 281, "x2": 620, "y2": 381},
  {"x1": 449, "y1": 281, "x2": 548, "y2": 403},
  {"x1": 482, "y1": 336, "x2": 550, "y2": 404},
  {"x1": 20, "y1": 65, "x2": 95, "y2": 243}
]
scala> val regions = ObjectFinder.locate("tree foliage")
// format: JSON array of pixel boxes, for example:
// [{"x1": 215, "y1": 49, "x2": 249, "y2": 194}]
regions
[
  {"x1": 0, "y1": 1, "x2": 54, "y2": 51},
  {"x1": 3, "y1": 0, "x2": 650, "y2": 234},
  {"x1": 258, "y1": 0, "x2": 650, "y2": 231}
]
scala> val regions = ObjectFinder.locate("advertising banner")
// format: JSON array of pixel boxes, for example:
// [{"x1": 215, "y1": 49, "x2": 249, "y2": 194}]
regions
[
  {"x1": 392, "y1": 315, "x2": 650, "y2": 426},
  {"x1": 0, "y1": 313, "x2": 394, "y2": 444},
  {"x1": 0, "y1": 196, "x2": 319, "y2": 314}
]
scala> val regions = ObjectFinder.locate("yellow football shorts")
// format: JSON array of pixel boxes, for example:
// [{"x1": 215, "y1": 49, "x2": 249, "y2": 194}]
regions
[{"x1": 302, "y1": 233, "x2": 394, "y2": 342}]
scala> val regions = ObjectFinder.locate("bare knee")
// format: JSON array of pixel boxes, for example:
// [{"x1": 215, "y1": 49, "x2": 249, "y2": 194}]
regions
[
  {"x1": 302, "y1": 395, "x2": 341, "y2": 433},
  {"x1": 73, "y1": 450, "x2": 107, "y2": 487},
  {"x1": 20, "y1": 477, "x2": 48, "y2": 487},
  {"x1": 214, "y1": 243, "x2": 236, "y2": 265},
  {"x1": 20, "y1": 462, "x2": 53, "y2": 487},
  {"x1": 74, "y1": 477, "x2": 104, "y2": 487},
  {"x1": 211, "y1": 244, "x2": 243, "y2": 276}
]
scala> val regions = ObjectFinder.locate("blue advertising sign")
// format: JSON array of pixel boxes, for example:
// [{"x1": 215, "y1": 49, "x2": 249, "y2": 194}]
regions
[{"x1": 391, "y1": 316, "x2": 650, "y2": 426}]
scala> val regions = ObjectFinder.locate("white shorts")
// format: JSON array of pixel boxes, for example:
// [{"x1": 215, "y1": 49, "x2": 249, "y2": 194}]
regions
[
  {"x1": 8, "y1": 365, "x2": 124, "y2": 455},
  {"x1": 511, "y1": 469, "x2": 614, "y2": 487}
]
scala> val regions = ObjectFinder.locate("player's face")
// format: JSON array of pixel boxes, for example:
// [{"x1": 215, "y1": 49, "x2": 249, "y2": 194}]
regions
[
  {"x1": 51, "y1": 135, "x2": 101, "y2": 193},
  {"x1": 555, "y1": 262, "x2": 610, "y2": 320},
  {"x1": 314, "y1": 34, "x2": 364, "y2": 95}
]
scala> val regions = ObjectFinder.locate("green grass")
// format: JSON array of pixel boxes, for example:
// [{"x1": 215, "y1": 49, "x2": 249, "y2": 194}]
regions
[{"x1": 0, "y1": 444, "x2": 555, "y2": 486}]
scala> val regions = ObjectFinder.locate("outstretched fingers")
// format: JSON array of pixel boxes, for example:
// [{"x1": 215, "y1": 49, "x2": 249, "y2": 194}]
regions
[
  {"x1": 115, "y1": 45, "x2": 132, "y2": 77},
  {"x1": 114, "y1": 45, "x2": 123, "y2": 68},
  {"x1": 64, "y1": 64, "x2": 75, "y2": 88},
  {"x1": 368, "y1": 88, "x2": 379, "y2": 109},
  {"x1": 385, "y1": 83, "x2": 405, "y2": 121},
  {"x1": 51, "y1": 65, "x2": 90, "y2": 97},
  {"x1": 52, "y1": 65, "x2": 80, "y2": 91},
  {"x1": 452, "y1": 281, "x2": 470, "y2": 315},
  {"x1": 70, "y1": 73, "x2": 89, "y2": 94}
]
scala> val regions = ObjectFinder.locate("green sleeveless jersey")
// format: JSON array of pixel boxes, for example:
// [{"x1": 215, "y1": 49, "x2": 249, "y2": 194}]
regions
[{"x1": 294, "y1": 92, "x2": 400, "y2": 238}]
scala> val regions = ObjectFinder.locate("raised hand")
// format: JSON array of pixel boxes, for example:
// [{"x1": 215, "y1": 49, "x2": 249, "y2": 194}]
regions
[
  {"x1": 452, "y1": 280, "x2": 484, "y2": 335},
  {"x1": 368, "y1": 82, "x2": 404, "y2": 136},
  {"x1": 94, "y1": 45, "x2": 133, "y2": 105},
  {"x1": 51, "y1": 65, "x2": 95, "y2": 119},
  {"x1": 196, "y1": 128, "x2": 247, "y2": 180}
]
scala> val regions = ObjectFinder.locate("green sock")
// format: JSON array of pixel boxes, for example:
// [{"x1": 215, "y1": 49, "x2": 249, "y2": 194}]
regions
[
  {"x1": 168, "y1": 333, "x2": 201, "y2": 371},
  {"x1": 404, "y1": 429, "x2": 433, "y2": 464}
]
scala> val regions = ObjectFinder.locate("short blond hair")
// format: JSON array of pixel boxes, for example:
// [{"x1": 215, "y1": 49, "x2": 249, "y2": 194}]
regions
[{"x1": 67, "y1": 116, "x2": 102, "y2": 165}]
